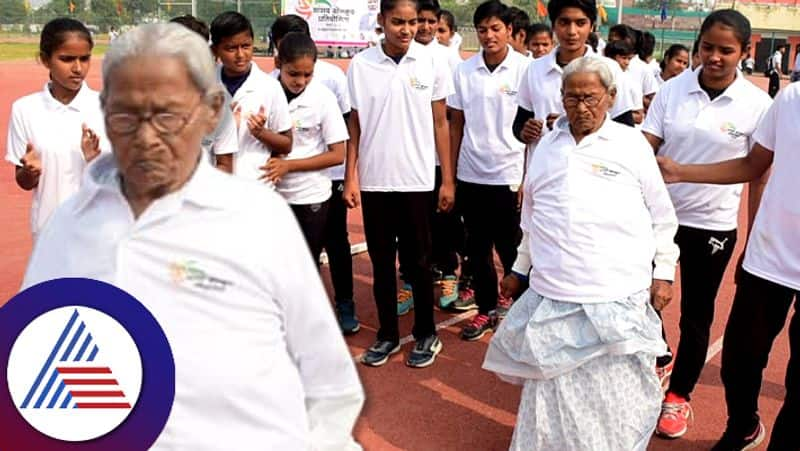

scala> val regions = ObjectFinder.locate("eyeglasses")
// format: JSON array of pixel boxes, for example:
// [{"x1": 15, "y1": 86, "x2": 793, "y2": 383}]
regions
[
  {"x1": 563, "y1": 93, "x2": 606, "y2": 108},
  {"x1": 105, "y1": 99, "x2": 203, "y2": 135}
]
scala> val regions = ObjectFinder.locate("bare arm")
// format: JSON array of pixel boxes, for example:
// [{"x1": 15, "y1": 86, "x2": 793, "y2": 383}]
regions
[
  {"x1": 448, "y1": 108, "x2": 464, "y2": 178},
  {"x1": 343, "y1": 110, "x2": 361, "y2": 208},
  {"x1": 657, "y1": 144, "x2": 774, "y2": 185},
  {"x1": 215, "y1": 154, "x2": 233, "y2": 173},
  {"x1": 642, "y1": 131, "x2": 663, "y2": 154},
  {"x1": 254, "y1": 128, "x2": 293, "y2": 156},
  {"x1": 433, "y1": 99, "x2": 454, "y2": 212}
]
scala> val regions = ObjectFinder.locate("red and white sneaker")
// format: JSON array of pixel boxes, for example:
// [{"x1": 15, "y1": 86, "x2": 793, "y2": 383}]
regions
[{"x1": 656, "y1": 392, "x2": 693, "y2": 439}]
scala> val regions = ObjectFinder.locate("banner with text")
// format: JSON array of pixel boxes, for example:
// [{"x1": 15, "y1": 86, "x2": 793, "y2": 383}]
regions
[{"x1": 281, "y1": 0, "x2": 379, "y2": 47}]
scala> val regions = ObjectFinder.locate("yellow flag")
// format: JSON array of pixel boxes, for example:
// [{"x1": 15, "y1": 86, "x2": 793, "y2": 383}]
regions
[{"x1": 598, "y1": 3, "x2": 608, "y2": 24}]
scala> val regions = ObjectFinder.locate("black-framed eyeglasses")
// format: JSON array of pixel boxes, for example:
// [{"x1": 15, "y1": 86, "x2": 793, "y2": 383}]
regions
[
  {"x1": 105, "y1": 99, "x2": 203, "y2": 135},
  {"x1": 563, "y1": 93, "x2": 607, "y2": 108}
]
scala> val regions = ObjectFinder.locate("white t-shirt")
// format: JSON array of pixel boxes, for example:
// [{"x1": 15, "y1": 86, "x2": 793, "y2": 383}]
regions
[
  {"x1": 270, "y1": 60, "x2": 351, "y2": 180},
  {"x1": 522, "y1": 116, "x2": 679, "y2": 302},
  {"x1": 629, "y1": 55, "x2": 660, "y2": 103},
  {"x1": 22, "y1": 154, "x2": 364, "y2": 451},
  {"x1": 277, "y1": 81, "x2": 349, "y2": 205},
  {"x1": 220, "y1": 63, "x2": 293, "y2": 182},
  {"x1": 347, "y1": 41, "x2": 454, "y2": 191},
  {"x1": 450, "y1": 32, "x2": 463, "y2": 52},
  {"x1": 770, "y1": 51, "x2": 783, "y2": 75},
  {"x1": 642, "y1": 67, "x2": 772, "y2": 231},
  {"x1": 5, "y1": 83, "x2": 110, "y2": 236},
  {"x1": 743, "y1": 82, "x2": 800, "y2": 291},
  {"x1": 424, "y1": 39, "x2": 463, "y2": 75},
  {"x1": 447, "y1": 47, "x2": 529, "y2": 185},
  {"x1": 201, "y1": 88, "x2": 238, "y2": 161}
]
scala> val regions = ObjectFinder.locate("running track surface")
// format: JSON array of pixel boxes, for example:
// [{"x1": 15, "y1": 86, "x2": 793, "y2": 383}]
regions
[{"x1": 0, "y1": 56, "x2": 793, "y2": 451}]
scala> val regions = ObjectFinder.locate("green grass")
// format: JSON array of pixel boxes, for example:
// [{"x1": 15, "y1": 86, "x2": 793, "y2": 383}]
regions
[{"x1": 0, "y1": 42, "x2": 108, "y2": 61}]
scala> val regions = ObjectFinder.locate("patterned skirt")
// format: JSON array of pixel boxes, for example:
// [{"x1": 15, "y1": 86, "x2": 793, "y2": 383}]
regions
[{"x1": 483, "y1": 288, "x2": 666, "y2": 451}]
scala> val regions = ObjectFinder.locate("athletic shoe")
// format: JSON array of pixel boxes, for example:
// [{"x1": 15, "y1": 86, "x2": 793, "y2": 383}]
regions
[
  {"x1": 656, "y1": 359, "x2": 674, "y2": 390},
  {"x1": 460, "y1": 313, "x2": 497, "y2": 341},
  {"x1": 451, "y1": 287, "x2": 477, "y2": 311},
  {"x1": 710, "y1": 421, "x2": 766, "y2": 451},
  {"x1": 406, "y1": 335, "x2": 443, "y2": 368},
  {"x1": 656, "y1": 392, "x2": 694, "y2": 438},
  {"x1": 360, "y1": 340, "x2": 400, "y2": 367},
  {"x1": 397, "y1": 283, "x2": 414, "y2": 316},
  {"x1": 438, "y1": 275, "x2": 459, "y2": 309},
  {"x1": 335, "y1": 300, "x2": 360, "y2": 335},
  {"x1": 494, "y1": 293, "x2": 514, "y2": 319}
]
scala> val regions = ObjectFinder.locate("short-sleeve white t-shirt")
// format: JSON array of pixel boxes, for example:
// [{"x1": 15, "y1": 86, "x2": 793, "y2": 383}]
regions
[
  {"x1": 347, "y1": 41, "x2": 454, "y2": 191},
  {"x1": 5, "y1": 83, "x2": 110, "y2": 236},
  {"x1": 276, "y1": 81, "x2": 349, "y2": 205},
  {"x1": 642, "y1": 67, "x2": 772, "y2": 231},
  {"x1": 743, "y1": 82, "x2": 800, "y2": 290}
]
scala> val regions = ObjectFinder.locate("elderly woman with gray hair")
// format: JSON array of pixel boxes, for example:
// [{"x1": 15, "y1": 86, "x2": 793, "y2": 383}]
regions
[
  {"x1": 21, "y1": 23, "x2": 364, "y2": 450},
  {"x1": 483, "y1": 57, "x2": 680, "y2": 450}
]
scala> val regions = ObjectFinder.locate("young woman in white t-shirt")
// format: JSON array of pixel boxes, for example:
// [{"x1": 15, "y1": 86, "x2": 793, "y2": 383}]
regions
[
  {"x1": 642, "y1": 9, "x2": 773, "y2": 441},
  {"x1": 656, "y1": 81, "x2": 800, "y2": 451},
  {"x1": 265, "y1": 32, "x2": 348, "y2": 267},
  {"x1": 656, "y1": 43, "x2": 689, "y2": 85},
  {"x1": 344, "y1": 0, "x2": 455, "y2": 369},
  {"x1": 5, "y1": 18, "x2": 107, "y2": 241}
]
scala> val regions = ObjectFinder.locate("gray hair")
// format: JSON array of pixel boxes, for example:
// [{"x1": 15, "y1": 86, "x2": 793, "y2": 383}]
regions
[
  {"x1": 562, "y1": 57, "x2": 617, "y2": 93},
  {"x1": 101, "y1": 23, "x2": 221, "y2": 105}
]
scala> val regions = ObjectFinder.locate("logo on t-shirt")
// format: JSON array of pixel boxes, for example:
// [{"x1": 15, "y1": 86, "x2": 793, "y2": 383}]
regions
[
  {"x1": 293, "y1": 119, "x2": 312, "y2": 133},
  {"x1": 720, "y1": 122, "x2": 744, "y2": 139},
  {"x1": 409, "y1": 76, "x2": 430, "y2": 90},
  {"x1": 499, "y1": 83, "x2": 518, "y2": 96},
  {"x1": 0, "y1": 278, "x2": 175, "y2": 450},
  {"x1": 591, "y1": 163, "x2": 621, "y2": 178},
  {"x1": 170, "y1": 260, "x2": 233, "y2": 292}
]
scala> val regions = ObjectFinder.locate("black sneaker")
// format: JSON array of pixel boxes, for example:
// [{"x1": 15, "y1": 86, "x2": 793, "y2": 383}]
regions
[
  {"x1": 460, "y1": 313, "x2": 497, "y2": 341},
  {"x1": 335, "y1": 300, "x2": 360, "y2": 335},
  {"x1": 711, "y1": 421, "x2": 766, "y2": 451},
  {"x1": 406, "y1": 335, "x2": 443, "y2": 368},
  {"x1": 360, "y1": 340, "x2": 400, "y2": 367}
]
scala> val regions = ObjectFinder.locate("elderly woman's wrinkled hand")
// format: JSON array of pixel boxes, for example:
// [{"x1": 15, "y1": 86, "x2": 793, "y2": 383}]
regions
[
  {"x1": 656, "y1": 156, "x2": 682, "y2": 184},
  {"x1": 650, "y1": 279, "x2": 673, "y2": 311}
]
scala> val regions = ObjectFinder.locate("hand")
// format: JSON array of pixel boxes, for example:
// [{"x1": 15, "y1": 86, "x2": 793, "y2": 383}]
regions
[
  {"x1": 516, "y1": 188, "x2": 524, "y2": 211},
  {"x1": 80, "y1": 123, "x2": 101, "y2": 162},
  {"x1": 231, "y1": 101, "x2": 242, "y2": 128},
  {"x1": 342, "y1": 179, "x2": 361, "y2": 208},
  {"x1": 650, "y1": 279, "x2": 673, "y2": 311},
  {"x1": 20, "y1": 143, "x2": 41, "y2": 176},
  {"x1": 500, "y1": 273, "x2": 524, "y2": 299},
  {"x1": 656, "y1": 155, "x2": 683, "y2": 184},
  {"x1": 437, "y1": 181, "x2": 455, "y2": 213},
  {"x1": 546, "y1": 113, "x2": 560, "y2": 131},
  {"x1": 520, "y1": 118, "x2": 543, "y2": 144},
  {"x1": 260, "y1": 157, "x2": 290, "y2": 184},
  {"x1": 247, "y1": 106, "x2": 267, "y2": 138}
]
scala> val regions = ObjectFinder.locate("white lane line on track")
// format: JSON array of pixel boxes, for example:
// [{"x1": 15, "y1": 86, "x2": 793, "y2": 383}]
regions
[{"x1": 705, "y1": 335, "x2": 725, "y2": 363}]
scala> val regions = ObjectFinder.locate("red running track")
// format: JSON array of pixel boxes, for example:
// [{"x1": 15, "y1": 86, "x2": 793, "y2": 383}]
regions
[{"x1": 0, "y1": 56, "x2": 793, "y2": 450}]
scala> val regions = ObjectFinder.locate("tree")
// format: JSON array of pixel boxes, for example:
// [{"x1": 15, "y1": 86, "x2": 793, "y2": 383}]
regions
[{"x1": 0, "y1": 0, "x2": 29, "y2": 23}]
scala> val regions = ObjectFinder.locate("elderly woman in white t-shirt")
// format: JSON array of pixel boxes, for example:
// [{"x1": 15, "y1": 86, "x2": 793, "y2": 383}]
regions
[
  {"x1": 22, "y1": 23, "x2": 363, "y2": 451},
  {"x1": 483, "y1": 57, "x2": 679, "y2": 451}
]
